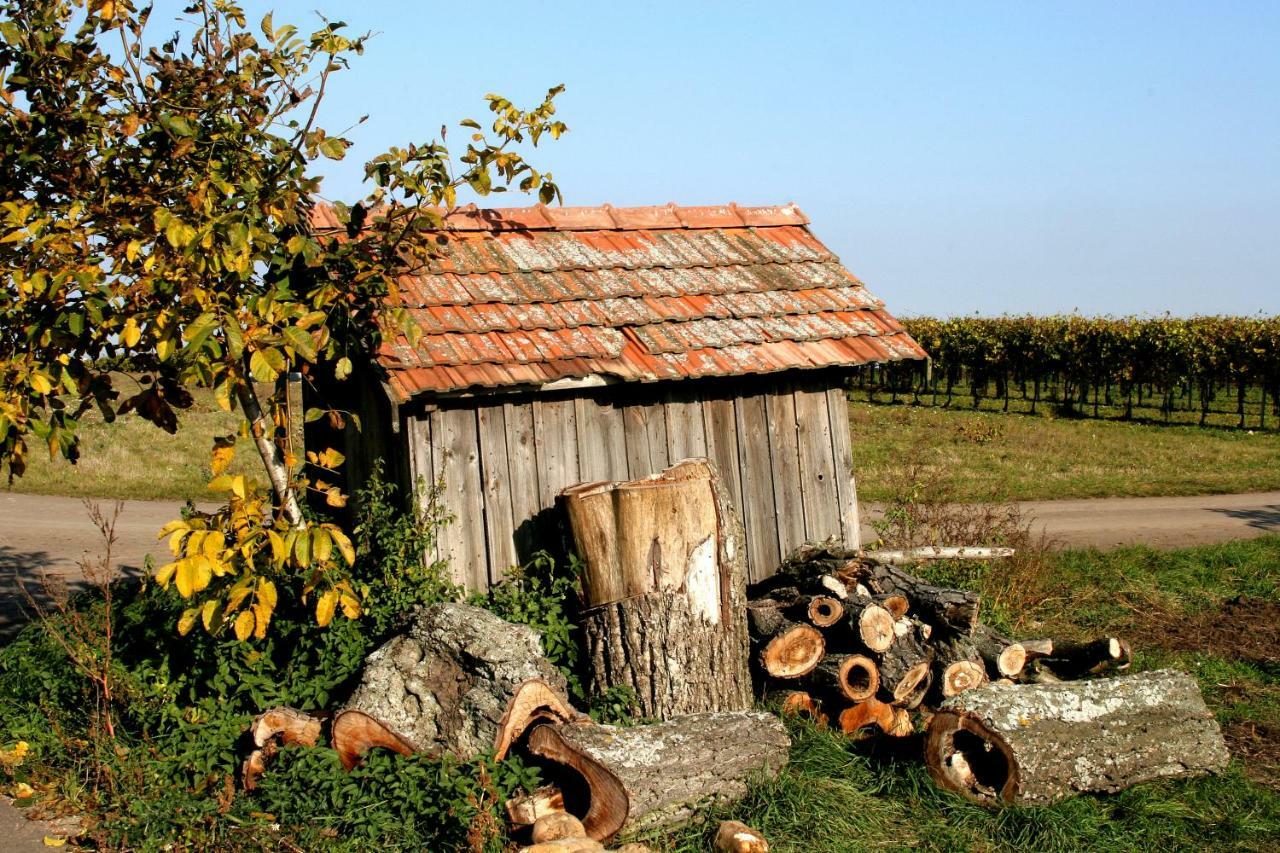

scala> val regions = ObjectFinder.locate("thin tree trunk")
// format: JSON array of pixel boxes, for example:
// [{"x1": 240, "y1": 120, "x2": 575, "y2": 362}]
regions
[{"x1": 235, "y1": 372, "x2": 303, "y2": 527}]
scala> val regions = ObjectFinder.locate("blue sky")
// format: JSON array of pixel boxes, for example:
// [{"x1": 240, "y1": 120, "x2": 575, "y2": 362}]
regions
[{"x1": 241, "y1": 1, "x2": 1278, "y2": 317}]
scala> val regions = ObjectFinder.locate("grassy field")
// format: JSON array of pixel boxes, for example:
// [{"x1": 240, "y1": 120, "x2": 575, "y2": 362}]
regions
[
  {"x1": 849, "y1": 400, "x2": 1280, "y2": 503},
  {"x1": 659, "y1": 535, "x2": 1280, "y2": 852},
  {"x1": 7, "y1": 388, "x2": 1280, "y2": 506}
]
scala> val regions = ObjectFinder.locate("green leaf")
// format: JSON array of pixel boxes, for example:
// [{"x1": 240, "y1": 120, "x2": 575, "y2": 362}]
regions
[
  {"x1": 318, "y1": 136, "x2": 350, "y2": 160},
  {"x1": 335, "y1": 356, "x2": 352, "y2": 380},
  {"x1": 161, "y1": 114, "x2": 195, "y2": 137}
]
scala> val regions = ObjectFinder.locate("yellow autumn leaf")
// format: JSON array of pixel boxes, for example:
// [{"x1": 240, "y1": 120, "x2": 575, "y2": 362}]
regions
[
  {"x1": 177, "y1": 606, "x2": 200, "y2": 636},
  {"x1": 43, "y1": 837, "x2": 66, "y2": 848},
  {"x1": 328, "y1": 526, "x2": 355, "y2": 566},
  {"x1": 122, "y1": 317, "x2": 142, "y2": 348},
  {"x1": 201, "y1": 599, "x2": 220, "y2": 632},
  {"x1": 29, "y1": 373, "x2": 52, "y2": 395},
  {"x1": 267, "y1": 530, "x2": 287, "y2": 565},
  {"x1": 311, "y1": 527, "x2": 332, "y2": 564},
  {"x1": 315, "y1": 588, "x2": 338, "y2": 627},
  {"x1": 210, "y1": 441, "x2": 235, "y2": 475},
  {"x1": 339, "y1": 592, "x2": 361, "y2": 620},
  {"x1": 154, "y1": 561, "x2": 178, "y2": 588},
  {"x1": 12, "y1": 781, "x2": 34, "y2": 799},
  {"x1": 233, "y1": 609, "x2": 255, "y2": 641}
]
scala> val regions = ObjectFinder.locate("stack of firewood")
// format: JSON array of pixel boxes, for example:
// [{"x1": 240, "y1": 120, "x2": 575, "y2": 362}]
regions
[{"x1": 747, "y1": 545, "x2": 1132, "y2": 739}]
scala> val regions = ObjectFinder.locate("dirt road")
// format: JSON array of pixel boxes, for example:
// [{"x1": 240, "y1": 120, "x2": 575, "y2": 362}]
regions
[{"x1": 2, "y1": 490, "x2": 1278, "y2": 636}]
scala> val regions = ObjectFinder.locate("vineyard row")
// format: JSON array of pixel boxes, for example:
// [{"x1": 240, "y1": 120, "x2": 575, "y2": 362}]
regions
[{"x1": 861, "y1": 315, "x2": 1280, "y2": 429}]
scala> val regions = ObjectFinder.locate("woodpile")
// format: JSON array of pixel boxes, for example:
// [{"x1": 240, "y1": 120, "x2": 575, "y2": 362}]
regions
[{"x1": 751, "y1": 544, "x2": 1136, "y2": 739}]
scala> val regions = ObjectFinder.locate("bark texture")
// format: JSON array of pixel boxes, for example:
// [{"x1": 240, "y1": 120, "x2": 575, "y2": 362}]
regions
[
  {"x1": 925, "y1": 669, "x2": 1229, "y2": 805},
  {"x1": 525, "y1": 712, "x2": 790, "y2": 842},
  {"x1": 337, "y1": 603, "x2": 566, "y2": 761},
  {"x1": 573, "y1": 459, "x2": 752, "y2": 719}
]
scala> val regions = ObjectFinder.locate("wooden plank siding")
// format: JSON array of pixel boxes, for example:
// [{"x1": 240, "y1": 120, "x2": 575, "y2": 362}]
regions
[{"x1": 403, "y1": 373, "x2": 860, "y2": 590}]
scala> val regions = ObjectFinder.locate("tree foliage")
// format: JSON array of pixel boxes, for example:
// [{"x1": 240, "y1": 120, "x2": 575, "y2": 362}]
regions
[{"x1": 0, "y1": 0, "x2": 566, "y2": 638}]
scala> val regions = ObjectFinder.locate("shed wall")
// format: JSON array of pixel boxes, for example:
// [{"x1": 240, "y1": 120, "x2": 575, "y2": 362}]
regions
[{"x1": 404, "y1": 374, "x2": 860, "y2": 590}]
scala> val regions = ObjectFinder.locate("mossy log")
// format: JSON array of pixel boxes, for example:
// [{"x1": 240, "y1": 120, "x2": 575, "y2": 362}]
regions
[
  {"x1": 925, "y1": 669, "x2": 1229, "y2": 805},
  {"x1": 524, "y1": 712, "x2": 790, "y2": 842}
]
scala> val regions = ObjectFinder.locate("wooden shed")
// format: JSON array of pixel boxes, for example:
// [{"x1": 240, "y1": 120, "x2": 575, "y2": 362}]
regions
[{"x1": 309, "y1": 202, "x2": 925, "y2": 589}]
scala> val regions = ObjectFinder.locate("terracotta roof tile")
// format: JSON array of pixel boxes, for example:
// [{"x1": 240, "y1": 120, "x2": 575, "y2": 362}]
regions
[{"x1": 312, "y1": 202, "x2": 924, "y2": 397}]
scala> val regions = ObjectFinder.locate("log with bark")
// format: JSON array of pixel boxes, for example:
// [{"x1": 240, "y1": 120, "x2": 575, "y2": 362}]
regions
[
  {"x1": 564, "y1": 459, "x2": 753, "y2": 720},
  {"x1": 925, "y1": 669, "x2": 1229, "y2": 805},
  {"x1": 332, "y1": 603, "x2": 571, "y2": 768},
  {"x1": 878, "y1": 621, "x2": 934, "y2": 704},
  {"x1": 241, "y1": 706, "x2": 323, "y2": 790},
  {"x1": 521, "y1": 711, "x2": 790, "y2": 842},
  {"x1": 806, "y1": 654, "x2": 879, "y2": 702},
  {"x1": 933, "y1": 635, "x2": 989, "y2": 699},
  {"x1": 713, "y1": 820, "x2": 770, "y2": 853}
]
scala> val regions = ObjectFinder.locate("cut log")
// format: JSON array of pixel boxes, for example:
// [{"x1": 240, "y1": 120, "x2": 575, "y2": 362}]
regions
[
  {"x1": 495, "y1": 680, "x2": 584, "y2": 761},
  {"x1": 925, "y1": 669, "x2": 1229, "y2": 805},
  {"x1": 1020, "y1": 638, "x2": 1055, "y2": 660},
  {"x1": 1036, "y1": 637, "x2": 1131, "y2": 679},
  {"x1": 533, "y1": 812, "x2": 587, "y2": 843},
  {"x1": 838, "y1": 697, "x2": 911, "y2": 737},
  {"x1": 714, "y1": 820, "x2": 770, "y2": 853},
  {"x1": 844, "y1": 600, "x2": 896, "y2": 653},
  {"x1": 934, "y1": 635, "x2": 989, "y2": 698},
  {"x1": 878, "y1": 622, "x2": 933, "y2": 703},
  {"x1": 877, "y1": 593, "x2": 910, "y2": 620},
  {"x1": 971, "y1": 626, "x2": 1027, "y2": 678},
  {"x1": 777, "y1": 690, "x2": 828, "y2": 726},
  {"x1": 517, "y1": 839, "x2": 604, "y2": 853},
  {"x1": 522, "y1": 711, "x2": 790, "y2": 842},
  {"x1": 897, "y1": 668, "x2": 933, "y2": 710},
  {"x1": 334, "y1": 603, "x2": 567, "y2": 767},
  {"x1": 331, "y1": 710, "x2": 416, "y2": 771},
  {"x1": 806, "y1": 595, "x2": 845, "y2": 628},
  {"x1": 569, "y1": 459, "x2": 753, "y2": 719},
  {"x1": 249, "y1": 707, "x2": 322, "y2": 748},
  {"x1": 507, "y1": 785, "x2": 566, "y2": 827},
  {"x1": 807, "y1": 654, "x2": 879, "y2": 702},
  {"x1": 241, "y1": 707, "x2": 324, "y2": 790},
  {"x1": 759, "y1": 620, "x2": 825, "y2": 678},
  {"x1": 847, "y1": 560, "x2": 981, "y2": 634}
]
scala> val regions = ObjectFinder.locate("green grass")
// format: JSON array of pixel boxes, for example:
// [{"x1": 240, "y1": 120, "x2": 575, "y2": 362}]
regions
[
  {"x1": 850, "y1": 400, "x2": 1280, "y2": 503},
  {"x1": 8, "y1": 385, "x2": 1280, "y2": 507},
  {"x1": 651, "y1": 535, "x2": 1280, "y2": 852},
  {"x1": 5, "y1": 384, "x2": 259, "y2": 502}
]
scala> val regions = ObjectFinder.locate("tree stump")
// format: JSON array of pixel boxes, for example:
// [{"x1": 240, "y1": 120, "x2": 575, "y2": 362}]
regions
[
  {"x1": 523, "y1": 711, "x2": 790, "y2": 842},
  {"x1": 564, "y1": 459, "x2": 752, "y2": 720},
  {"x1": 332, "y1": 603, "x2": 568, "y2": 767},
  {"x1": 925, "y1": 669, "x2": 1229, "y2": 805}
]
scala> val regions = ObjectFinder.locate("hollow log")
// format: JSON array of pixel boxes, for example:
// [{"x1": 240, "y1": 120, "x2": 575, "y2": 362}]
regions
[
  {"x1": 1036, "y1": 637, "x2": 1131, "y2": 679},
  {"x1": 333, "y1": 603, "x2": 567, "y2": 767},
  {"x1": 568, "y1": 459, "x2": 753, "y2": 719},
  {"x1": 839, "y1": 697, "x2": 912, "y2": 737},
  {"x1": 806, "y1": 595, "x2": 845, "y2": 628},
  {"x1": 758, "y1": 619, "x2": 825, "y2": 678},
  {"x1": 925, "y1": 669, "x2": 1229, "y2": 805},
  {"x1": 878, "y1": 622, "x2": 933, "y2": 704},
  {"x1": 806, "y1": 654, "x2": 879, "y2": 702},
  {"x1": 877, "y1": 593, "x2": 910, "y2": 620},
  {"x1": 523, "y1": 712, "x2": 790, "y2": 842},
  {"x1": 971, "y1": 625, "x2": 1027, "y2": 679}
]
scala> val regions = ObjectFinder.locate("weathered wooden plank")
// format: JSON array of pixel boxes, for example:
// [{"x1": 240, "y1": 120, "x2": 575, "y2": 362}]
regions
[
  {"x1": 404, "y1": 414, "x2": 439, "y2": 566},
  {"x1": 622, "y1": 396, "x2": 670, "y2": 479},
  {"x1": 664, "y1": 388, "x2": 708, "y2": 462},
  {"x1": 477, "y1": 402, "x2": 518, "y2": 585},
  {"x1": 795, "y1": 382, "x2": 842, "y2": 543},
  {"x1": 434, "y1": 407, "x2": 487, "y2": 589},
  {"x1": 734, "y1": 392, "x2": 781, "y2": 581},
  {"x1": 826, "y1": 384, "x2": 861, "y2": 548},
  {"x1": 575, "y1": 395, "x2": 627, "y2": 483},
  {"x1": 765, "y1": 384, "x2": 807, "y2": 562},
  {"x1": 703, "y1": 395, "x2": 744, "y2": 520},
  {"x1": 503, "y1": 400, "x2": 542, "y2": 562},
  {"x1": 533, "y1": 397, "x2": 580, "y2": 506}
]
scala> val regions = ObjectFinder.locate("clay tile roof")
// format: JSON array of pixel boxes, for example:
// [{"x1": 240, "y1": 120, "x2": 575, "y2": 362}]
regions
[{"x1": 312, "y1": 203, "x2": 925, "y2": 399}]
